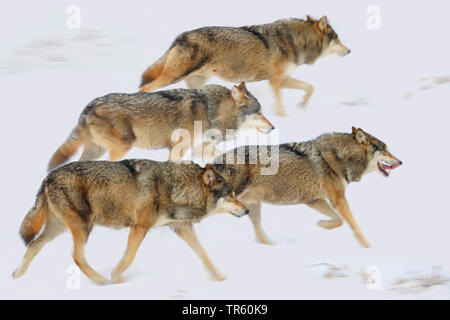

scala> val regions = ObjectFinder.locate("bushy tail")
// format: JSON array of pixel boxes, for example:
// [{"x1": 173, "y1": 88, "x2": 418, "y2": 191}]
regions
[
  {"x1": 20, "y1": 188, "x2": 47, "y2": 245},
  {"x1": 48, "y1": 123, "x2": 85, "y2": 171},
  {"x1": 140, "y1": 55, "x2": 166, "y2": 88}
]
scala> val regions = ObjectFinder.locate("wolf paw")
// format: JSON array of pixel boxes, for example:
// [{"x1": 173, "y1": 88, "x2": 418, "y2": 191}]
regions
[
  {"x1": 111, "y1": 274, "x2": 126, "y2": 284},
  {"x1": 211, "y1": 273, "x2": 227, "y2": 281},
  {"x1": 318, "y1": 220, "x2": 343, "y2": 230},
  {"x1": 355, "y1": 233, "x2": 371, "y2": 248},
  {"x1": 359, "y1": 238, "x2": 371, "y2": 248},
  {"x1": 298, "y1": 101, "x2": 308, "y2": 109},
  {"x1": 256, "y1": 236, "x2": 275, "y2": 245},
  {"x1": 273, "y1": 105, "x2": 287, "y2": 117},
  {"x1": 12, "y1": 269, "x2": 24, "y2": 280},
  {"x1": 92, "y1": 275, "x2": 110, "y2": 285}
]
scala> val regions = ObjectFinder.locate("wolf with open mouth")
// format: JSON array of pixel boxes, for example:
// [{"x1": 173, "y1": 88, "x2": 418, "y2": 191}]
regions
[{"x1": 213, "y1": 127, "x2": 402, "y2": 248}]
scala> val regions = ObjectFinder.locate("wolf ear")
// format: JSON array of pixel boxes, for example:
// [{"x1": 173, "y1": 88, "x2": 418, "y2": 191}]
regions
[
  {"x1": 203, "y1": 164, "x2": 217, "y2": 185},
  {"x1": 318, "y1": 16, "x2": 328, "y2": 31},
  {"x1": 353, "y1": 127, "x2": 368, "y2": 145},
  {"x1": 238, "y1": 81, "x2": 247, "y2": 91},
  {"x1": 231, "y1": 84, "x2": 248, "y2": 107}
]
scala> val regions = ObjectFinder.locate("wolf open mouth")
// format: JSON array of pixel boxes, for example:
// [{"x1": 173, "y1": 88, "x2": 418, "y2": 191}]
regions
[{"x1": 377, "y1": 161, "x2": 401, "y2": 176}]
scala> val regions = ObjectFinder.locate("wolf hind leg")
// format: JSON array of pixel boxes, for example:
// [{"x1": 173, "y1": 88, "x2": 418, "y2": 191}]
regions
[
  {"x1": 246, "y1": 201, "x2": 274, "y2": 245},
  {"x1": 173, "y1": 222, "x2": 225, "y2": 281},
  {"x1": 140, "y1": 44, "x2": 210, "y2": 92},
  {"x1": 185, "y1": 75, "x2": 209, "y2": 89},
  {"x1": 307, "y1": 199, "x2": 343, "y2": 230},
  {"x1": 13, "y1": 212, "x2": 66, "y2": 279},
  {"x1": 108, "y1": 145, "x2": 133, "y2": 162},
  {"x1": 89, "y1": 124, "x2": 135, "y2": 162},
  {"x1": 69, "y1": 219, "x2": 109, "y2": 285},
  {"x1": 139, "y1": 71, "x2": 184, "y2": 92},
  {"x1": 111, "y1": 225, "x2": 149, "y2": 283},
  {"x1": 79, "y1": 142, "x2": 106, "y2": 161},
  {"x1": 281, "y1": 76, "x2": 314, "y2": 108},
  {"x1": 103, "y1": 132, "x2": 135, "y2": 162},
  {"x1": 139, "y1": 48, "x2": 193, "y2": 92}
]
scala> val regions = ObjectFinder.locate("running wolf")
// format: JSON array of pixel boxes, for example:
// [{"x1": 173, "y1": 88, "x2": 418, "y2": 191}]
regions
[
  {"x1": 213, "y1": 127, "x2": 402, "y2": 247},
  {"x1": 139, "y1": 16, "x2": 350, "y2": 116},
  {"x1": 48, "y1": 82, "x2": 274, "y2": 171},
  {"x1": 13, "y1": 160, "x2": 248, "y2": 284}
]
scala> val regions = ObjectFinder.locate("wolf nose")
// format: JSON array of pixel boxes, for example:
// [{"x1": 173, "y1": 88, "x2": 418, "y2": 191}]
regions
[
  {"x1": 244, "y1": 209, "x2": 250, "y2": 215},
  {"x1": 347, "y1": 49, "x2": 351, "y2": 54},
  {"x1": 399, "y1": 160, "x2": 403, "y2": 165},
  {"x1": 271, "y1": 126, "x2": 275, "y2": 130}
]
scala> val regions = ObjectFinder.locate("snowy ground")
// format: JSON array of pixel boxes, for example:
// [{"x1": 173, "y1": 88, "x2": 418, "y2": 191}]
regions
[{"x1": 1, "y1": 0, "x2": 450, "y2": 299}]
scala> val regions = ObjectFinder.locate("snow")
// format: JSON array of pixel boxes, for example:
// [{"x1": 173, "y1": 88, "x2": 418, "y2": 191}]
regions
[{"x1": 1, "y1": 0, "x2": 449, "y2": 299}]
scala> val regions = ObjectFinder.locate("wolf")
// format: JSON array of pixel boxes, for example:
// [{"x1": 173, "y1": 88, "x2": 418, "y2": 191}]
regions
[
  {"x1": 48, "y1": 82, "x2": 274, "y2": 171},
  {"x1": 139, "y1": 16, "x2": 350, "y2": 116},
  {"x1": 213, "y1": 127, "x2": 402, "y2": 247},
  {"x1": 13, "y1": 160, "x2": 248, "y2": 284}
]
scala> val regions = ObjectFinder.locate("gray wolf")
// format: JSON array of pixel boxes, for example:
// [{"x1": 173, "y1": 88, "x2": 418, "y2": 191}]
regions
[
  {"x1": 139, "y1": 16, "x2": 350, "y2": 116},
  {"x1": 48, "y1": 82, "x2": 274, "y2": 171},
  {"x1": 213, "y1": 127, "x2": 402, "y2": 247},
  {"x1": 13, "y1": 160, "x2": 248, "y2": 284}
]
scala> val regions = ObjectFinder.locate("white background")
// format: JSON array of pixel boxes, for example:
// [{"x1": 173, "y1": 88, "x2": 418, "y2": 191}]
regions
[{"x1": 0, "y1": 0, "x2": 449, "y2": 299}]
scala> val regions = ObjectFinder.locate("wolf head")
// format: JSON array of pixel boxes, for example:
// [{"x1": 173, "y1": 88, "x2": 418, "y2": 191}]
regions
[
  {"x1": 202, "y1": 164, "x2": 249, "y2": 217},
  {"x1": 352, "y1": 127, "x2": 403, "y2": 177},
  {"x1": 231, "y1": 82, "x2": 274, "y2": 134},
  {"x1": 307, "y1": 16, "x2": 351, "y2": 58}
]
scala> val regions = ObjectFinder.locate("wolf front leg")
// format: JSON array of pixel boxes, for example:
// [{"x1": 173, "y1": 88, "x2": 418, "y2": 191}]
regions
[
  {"x1": 281, "y1": 76, "x2": 314, "y2": 108},
  {"x1": 173, "y1": 222, "x2": 226, "y2": 281},
  {"x1": 169, "y1": 134, "x2": 192, "y2": 161},
  {"x1": 245, "y1": 201, "x2": 274, "y2": 245},
  {"x1": 193, "y1": 141, "x2": 222, "y2": 162},
  {"x1": 269, "y1": 75, "x2": 288, "y2": 117},
  {"x1": 111, "y1": 225, "x2": 149, "y2": 283},
  {"x1": 328, "y1": 192, "x2": 371, "y2": 248}
]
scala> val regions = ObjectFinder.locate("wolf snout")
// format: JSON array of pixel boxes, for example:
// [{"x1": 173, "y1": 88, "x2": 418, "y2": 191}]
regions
[
  {"x1": 260, "y1": 125, "x2": 275, "y2": 134},
  {"x1": 231, "y1": 207, "x2": 249, "y2": 217},
  {"x1": 341, "y1": 47, "x2": 351, "y2": 55},
  {"x1": 236, "y1": 208, "x2": 250, "y2": 217},
  {"x1": 259, "y1": 117, "x2": 275, "y2": 134}
]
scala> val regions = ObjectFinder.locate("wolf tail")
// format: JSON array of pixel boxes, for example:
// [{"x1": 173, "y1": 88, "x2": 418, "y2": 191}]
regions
[
  {"x1": 48, "y1": 123, "x2": 85, "y2": 171},
  {"x1": 20, "y1": 187, "x2": 47, "y2": 245},
  {"x1": 140, "y1": 54, "x2": 166, "y2": 88}
]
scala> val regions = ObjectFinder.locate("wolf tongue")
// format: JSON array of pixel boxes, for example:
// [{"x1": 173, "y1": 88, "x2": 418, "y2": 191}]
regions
[
  {"x1": 390, "y1": 163, "x2": 401, "y2": 169},
  {"x1": 383, "y1": 163, "x2": 400, "y2": 170}
]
